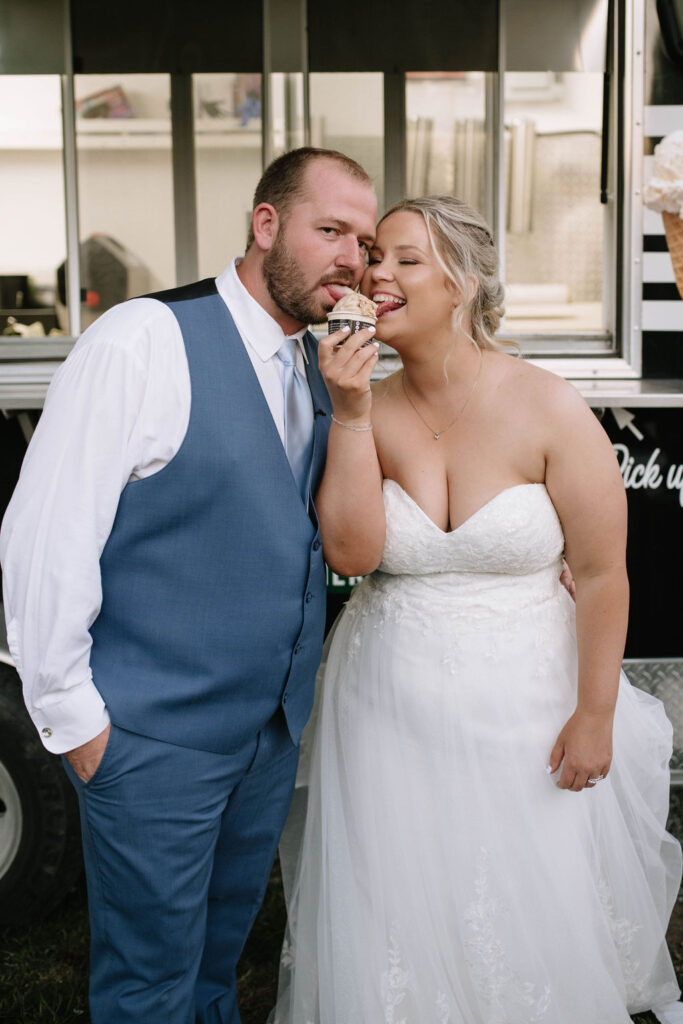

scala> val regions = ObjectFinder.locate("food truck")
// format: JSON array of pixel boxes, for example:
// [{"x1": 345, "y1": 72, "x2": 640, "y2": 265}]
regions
[{"x1": 0, "y1": 0, "x2": 681, "y2": 923}]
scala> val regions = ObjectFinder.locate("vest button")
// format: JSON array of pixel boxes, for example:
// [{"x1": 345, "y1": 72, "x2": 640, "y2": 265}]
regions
[
  {"x1": 294, "y1": 643, "x2": 303, "y2": 655},
  {"x1": 282, "y1": 693, "x2": 288, "y2": 704},
  {"x1": 312, "y1": 540, "x2": 321, "y2": 551},
  {"x1": 305, "y1": 592, "x2": 313, "y2": 603}
]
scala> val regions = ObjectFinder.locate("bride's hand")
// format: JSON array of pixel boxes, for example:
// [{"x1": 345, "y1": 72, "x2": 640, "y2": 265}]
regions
[
  {"x1": 547, "y1": 709, "x2": 613, "y2": 792},
  {"x1": 318, "y1": 325, "x2": 379, "y2": 425}
]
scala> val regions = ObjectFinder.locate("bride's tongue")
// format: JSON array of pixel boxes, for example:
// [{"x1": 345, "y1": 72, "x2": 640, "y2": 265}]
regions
[{"x1": 376, "y1": 297, "x2": 405, "y2": 318}]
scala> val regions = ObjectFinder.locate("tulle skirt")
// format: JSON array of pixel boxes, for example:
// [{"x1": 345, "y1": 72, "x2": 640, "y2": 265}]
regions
[{"x1": 272, "y1": 574, "x2": 682, "y2": 1024}]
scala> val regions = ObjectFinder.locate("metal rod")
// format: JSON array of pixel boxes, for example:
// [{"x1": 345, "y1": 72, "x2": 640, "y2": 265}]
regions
[
  {"x1": 494, "y1": 0, "x2": 507, "y2": 305},
  {"x1": 622, "y1": 0, "x2": 645, "y2": 375},
  {"x1": 300, "y1": 0, "x2": 310, "y2": 147},
  {"x1": 384, "y1": 71, "x2": 406, "y2": 211},
  {"x1": 284, "y1": 74, "x2": 296, "y2": 152},
  {"x1": 600, "y1": 0, "x2": 614, "y2": 203},
  {"x1": 60, "y1": 0, "x2": 81, "y2": 337},
  {"x1": 262, "y1": 0, "x2": 273, "y2": 167},
  {"x1": 484, "y1": 73, "x2": 498, "y2": 231},
  {"x1": 170, "y1": 73, "x2": 199, "y2": 286}
]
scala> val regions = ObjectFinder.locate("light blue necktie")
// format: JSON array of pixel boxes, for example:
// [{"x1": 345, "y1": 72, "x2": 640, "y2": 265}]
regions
[{"x1": 277, "y1": 337, "x2": 314, "y2": 501}]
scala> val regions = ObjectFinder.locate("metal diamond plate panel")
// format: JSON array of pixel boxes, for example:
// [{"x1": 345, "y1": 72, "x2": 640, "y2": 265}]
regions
[
  {"x1": 623, "y1": 660, "x2": 683, "y2": 775},
  {"x1": 623, "y1": 661, "x2": 683, "y2": 897}
]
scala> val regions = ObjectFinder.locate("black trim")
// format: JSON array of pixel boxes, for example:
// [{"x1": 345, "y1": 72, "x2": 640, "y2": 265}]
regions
[
  {"x1": 71, "y1": 0, "x2": 263, "y2": 74},
  {"x1": 643, "y1": 235, "x2": 670, "y2": 252},
  {"x1": 643, "y1": 282, "x2": 681, "y2": 300},
  {"x1": 308, "y1": 0, "x2": 497, "y2": 72},
  {"x1": 657, "y1": 0, "x2": 683, "y2": 70},
  {"x1": 643, "y1": 331, "x2": 683, "y2": 377},
  {"x1": 142, "y1": 278, "x2": 218, "y2": 304}
]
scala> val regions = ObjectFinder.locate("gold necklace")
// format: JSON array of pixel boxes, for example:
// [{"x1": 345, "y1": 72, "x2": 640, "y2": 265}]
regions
[{"x1": 401, "y1": 346, "x2": 483, "y2": 440}]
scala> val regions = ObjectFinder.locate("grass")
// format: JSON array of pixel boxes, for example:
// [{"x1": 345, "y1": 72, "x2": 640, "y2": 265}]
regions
[
  {"x1": 0, "y1": 864, "x2": 680, "y2": 1023},
  {"x1": 0, "y1": 863, "x2": 286, "y2": 1024},
  {"x1": 0, "y1": 884, "x2": 90, "y2": 1023}
]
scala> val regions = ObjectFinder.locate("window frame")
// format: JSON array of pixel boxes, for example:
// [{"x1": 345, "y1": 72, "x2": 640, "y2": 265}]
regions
[{"x1": 1, "y1": 0, "x2": 645, "y2": 384}]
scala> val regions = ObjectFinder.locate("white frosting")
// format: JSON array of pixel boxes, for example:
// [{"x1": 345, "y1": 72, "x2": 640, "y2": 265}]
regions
[
  {"x1": 330, "y1": 292, "x2": 377, "y2": 318},
  {"x1": 643, "y1": 130, "x2": 683, "y2": 216}
]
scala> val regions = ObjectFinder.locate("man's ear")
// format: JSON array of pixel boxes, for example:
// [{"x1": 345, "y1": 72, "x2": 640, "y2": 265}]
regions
[{"x1": 251, "y1": 203, "x2": 280, "y2": 252}]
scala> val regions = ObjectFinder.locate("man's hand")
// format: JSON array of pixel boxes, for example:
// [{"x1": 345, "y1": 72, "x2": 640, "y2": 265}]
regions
[
  {"x1": 560, "y1": 559, "x2": 576, "y2": 601},
  {"x1": 64, "y1": 724, "x2": 111, "y2": 783}
]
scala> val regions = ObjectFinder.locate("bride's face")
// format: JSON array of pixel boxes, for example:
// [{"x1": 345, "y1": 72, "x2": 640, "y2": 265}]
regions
[{"x1": 361, "y1": 211, "x2": 458, "y2": 349}]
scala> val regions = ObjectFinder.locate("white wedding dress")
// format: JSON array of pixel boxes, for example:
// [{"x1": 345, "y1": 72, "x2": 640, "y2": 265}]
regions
[{"x1": 272, "y1": 480, "x2": 682, "y2": 1024}]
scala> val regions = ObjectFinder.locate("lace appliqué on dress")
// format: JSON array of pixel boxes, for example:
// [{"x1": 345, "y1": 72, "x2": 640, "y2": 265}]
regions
[
  {"x1": 279, "y1": 935, "x2": 295, "y2": 970},
  {"x1": 597, "y1": 877, "x2": 647, "y2": 1006},
  {"x1": 380, "y1": 927, "x2": 455, "y2": 1023},
  {"x1": 464, "y1": 848, "x2": 551, "y2": 1024},
  {"x1": 381, "y1": 928, "x2": 413, "y2": 1024}
]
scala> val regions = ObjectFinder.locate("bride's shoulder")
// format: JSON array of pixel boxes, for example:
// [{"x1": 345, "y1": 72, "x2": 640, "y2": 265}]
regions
[{"x1": 492, "y1": 352, "x2": 588, "y2": 421}]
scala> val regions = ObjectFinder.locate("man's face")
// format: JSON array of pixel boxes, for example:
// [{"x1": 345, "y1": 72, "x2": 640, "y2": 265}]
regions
[{"x1": 263, "y1": 161, "x2": 377, "y2": 325}]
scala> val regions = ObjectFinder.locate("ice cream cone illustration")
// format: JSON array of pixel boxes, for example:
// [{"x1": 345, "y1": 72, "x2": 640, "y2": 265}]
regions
[
  {"x1": 643, "y1": 130, "x2": 683, "y2": 300},
  {"x1": 662, "y1": 211, "x2": 683, "y2": 300}
]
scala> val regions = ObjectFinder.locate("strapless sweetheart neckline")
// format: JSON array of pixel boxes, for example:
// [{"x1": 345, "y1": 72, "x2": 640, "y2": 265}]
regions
[{"x1": 383, "y1": 478, "x2": 547, "y2": 536}]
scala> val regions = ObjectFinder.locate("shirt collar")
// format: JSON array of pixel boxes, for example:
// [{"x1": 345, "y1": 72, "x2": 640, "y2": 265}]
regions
[{"x1": 216, "y1": 260, "x2": 309, "y2": 363}]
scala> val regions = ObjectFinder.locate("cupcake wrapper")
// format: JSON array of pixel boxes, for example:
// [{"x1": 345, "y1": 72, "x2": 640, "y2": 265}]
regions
[{"x1": 327, "y1": 316, "x2": 376, "y2": 335}]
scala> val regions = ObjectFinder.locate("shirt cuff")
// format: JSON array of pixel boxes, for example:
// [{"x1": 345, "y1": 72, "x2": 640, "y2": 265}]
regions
[{"x1": 30, "y1": 679, "x2": 111, "y2": 754}]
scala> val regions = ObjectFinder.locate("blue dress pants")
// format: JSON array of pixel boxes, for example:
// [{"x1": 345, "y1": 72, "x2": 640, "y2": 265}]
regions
[{"x1": 63, "y1": 710, "x2": 298, "y2": 1024}]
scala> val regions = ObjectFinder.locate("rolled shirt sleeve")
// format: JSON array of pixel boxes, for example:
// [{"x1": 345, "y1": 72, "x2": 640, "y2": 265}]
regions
[{"x1": 0, "y1": 298, "x2": 190, "y2": 753}]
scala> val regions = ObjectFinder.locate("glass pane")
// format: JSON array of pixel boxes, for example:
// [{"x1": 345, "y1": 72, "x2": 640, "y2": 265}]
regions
[
  {"x1": 0, "y1": 76, "x2": 66, "y2": 335},
  {"x1": 405, "y1": 72, "x2": 488, "y2": 215},
  {"x1": 74, "y1": 73, "x2": 175, "y2": 326},
  {"x1": 504, "y1": 71, "x2": 606, "y2": 334},
  {"x1": 270, "y1": 72, "x2": 306, "y2": 161},
  {"x1": 194, "y1": 73, "x2": 263, "y2": 278},
  {"x1": 309, "y1": 73, "x2": 384, "y2": 213}
]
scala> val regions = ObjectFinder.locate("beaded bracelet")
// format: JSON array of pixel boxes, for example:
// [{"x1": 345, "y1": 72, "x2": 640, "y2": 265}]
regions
[{"x1": 331, "y1": 415, "x2": 373, "y2": 432}]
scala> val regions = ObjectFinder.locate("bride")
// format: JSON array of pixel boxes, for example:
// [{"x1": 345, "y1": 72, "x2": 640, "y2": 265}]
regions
[{"x1": 271, "y1": 195, "x2": 682, "y2": 1024}]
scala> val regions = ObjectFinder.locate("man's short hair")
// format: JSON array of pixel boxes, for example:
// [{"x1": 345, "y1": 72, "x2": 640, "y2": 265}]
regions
[{"x1": 245, "y1": 147, "x2": 373, "y2": 250}]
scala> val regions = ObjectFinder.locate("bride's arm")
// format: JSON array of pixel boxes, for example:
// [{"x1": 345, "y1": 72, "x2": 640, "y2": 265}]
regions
[
  {"x1": 315, "y1": 326, "x2": 386, "y2": 576},
  {"x1": 543, "y1": 382, "x2": 629, "y2": 792}
]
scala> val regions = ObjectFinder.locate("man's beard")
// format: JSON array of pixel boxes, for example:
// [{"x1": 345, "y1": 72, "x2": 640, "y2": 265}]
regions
[{"x1": 263, "y1": 230, "x2": 353, "y2": 325}]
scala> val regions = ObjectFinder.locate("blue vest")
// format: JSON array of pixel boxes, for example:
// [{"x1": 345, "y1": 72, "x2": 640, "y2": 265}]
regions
[{"x1": 89, "y1": 279, "x2": 331, "y2": 754}]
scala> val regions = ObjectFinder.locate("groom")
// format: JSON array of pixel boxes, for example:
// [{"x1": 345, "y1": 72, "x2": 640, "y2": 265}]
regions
[{"x1": 0, "y1": 147, "x2": 377, "y2": 1022}]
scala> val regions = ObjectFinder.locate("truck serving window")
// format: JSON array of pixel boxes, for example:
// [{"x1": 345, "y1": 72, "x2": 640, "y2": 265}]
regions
[{"x1": 0, "y1": 0, "x2": 643, "y2": 381}]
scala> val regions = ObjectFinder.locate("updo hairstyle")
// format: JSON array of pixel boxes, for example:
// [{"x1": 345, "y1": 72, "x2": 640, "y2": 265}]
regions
[{"x1": 378, "y1": 195, "x2": 507, "y2": 351}]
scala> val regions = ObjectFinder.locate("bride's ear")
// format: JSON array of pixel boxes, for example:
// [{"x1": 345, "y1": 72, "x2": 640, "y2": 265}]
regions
[
  {"x1": 449, "y1": 275, "x2": 478, "y2": 309},
  {"x1": 447, "y1": 279, "x2": 463, "y2": 309},
  {"x1": 463, "y1": 274, "x2": 479, "y2": 305}
]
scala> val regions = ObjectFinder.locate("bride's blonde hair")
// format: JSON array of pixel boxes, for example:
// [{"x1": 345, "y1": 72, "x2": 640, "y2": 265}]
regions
[{"x1": 379, "y1": 195, "x2": 509, "y2": 352}]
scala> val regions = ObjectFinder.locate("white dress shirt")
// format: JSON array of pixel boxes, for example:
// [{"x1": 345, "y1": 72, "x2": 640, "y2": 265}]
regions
[{"x1": 0, "y1": 260, "x2": 309, "y2": 754}]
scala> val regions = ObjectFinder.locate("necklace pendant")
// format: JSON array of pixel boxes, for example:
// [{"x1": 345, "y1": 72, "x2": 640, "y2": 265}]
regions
[{"x1": 433, "y1": 432, "x2": 440, "y2": 440}]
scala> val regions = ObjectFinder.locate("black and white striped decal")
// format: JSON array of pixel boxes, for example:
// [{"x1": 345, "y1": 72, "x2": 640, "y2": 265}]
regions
[{"x1": 642, "y1": 104, "x2": 683, "y2": 333}]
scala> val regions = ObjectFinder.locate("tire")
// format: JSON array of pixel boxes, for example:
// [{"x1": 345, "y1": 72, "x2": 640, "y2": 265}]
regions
[{"x1": 0, "y1": 662, "x2": 83, "y2": 925}]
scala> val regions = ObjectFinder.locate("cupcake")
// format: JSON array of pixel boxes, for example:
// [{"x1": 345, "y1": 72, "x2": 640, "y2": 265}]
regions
[{"x1": 327, "y1": 291, "x2": 378, "y2": 336}]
